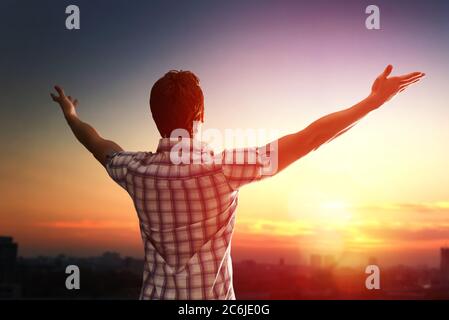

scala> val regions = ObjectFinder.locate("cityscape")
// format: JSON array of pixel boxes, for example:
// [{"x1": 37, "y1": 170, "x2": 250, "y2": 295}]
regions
[{"x1": 1, "y1": 235, "x2": 449, "y2": 300}]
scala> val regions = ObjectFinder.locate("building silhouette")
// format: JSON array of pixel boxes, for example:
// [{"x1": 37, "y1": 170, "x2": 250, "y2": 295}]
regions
[
  {"x1": 440, "y1": 247, "x2": 449, "y2": 282},
  {"x1": 0, "y1": 236, "x2": 20, "y2": 298},
  {"x1": 368, "y1": 256, "x2": 378, "y2": 266},
  {"x1": 323, "y1": 255, "x2": 336, "y2": 269},
  {"x1": 310, "y1": 254, "x2": 322, "y2": 269}
]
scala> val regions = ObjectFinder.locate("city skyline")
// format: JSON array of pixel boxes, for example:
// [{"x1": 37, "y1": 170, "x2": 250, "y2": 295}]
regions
[
  {"x1": 2, "y1": 235, "x2": 449, "y2": 299},
  {"x1": 1, "y1": 233, "x2": 447, "y2": 268},
  {"x1": 1, "y1": 0, "x2": 449, "y2": 267}
]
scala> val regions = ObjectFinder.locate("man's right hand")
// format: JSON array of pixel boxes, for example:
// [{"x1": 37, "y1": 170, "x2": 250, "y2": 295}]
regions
[
  {"x1": 369, "y1": 65, "x2": 425, "y2": 107},
  {"x1": 273, "y1": 65, "x2": 425, "y2": 175}
]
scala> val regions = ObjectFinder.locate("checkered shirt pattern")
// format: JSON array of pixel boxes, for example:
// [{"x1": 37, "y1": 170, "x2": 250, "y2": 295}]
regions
[{"x1": 106, "y1": 138, "x2": 272, "y2": 300}]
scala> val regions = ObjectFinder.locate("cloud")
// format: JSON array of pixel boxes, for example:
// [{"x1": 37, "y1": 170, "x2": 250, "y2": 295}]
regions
[
  {"x1": 355, "y1": 201, "x2": 449, "y2": 213},
  {"x1": 354, "y1": 223, "x2": 449, "y2": 243},
  {"x1": 237, "y1": 218, "x2": 315, "y2": 236},
  {"x1": 33, "y1": 200, "x2": 449, "y2": 255},
  {"x1": 235, "y1": 206, "x2": 449, "y2": 253},
  {"x1": 36, "y1": 219, "x2": 136, "y2": 230}
]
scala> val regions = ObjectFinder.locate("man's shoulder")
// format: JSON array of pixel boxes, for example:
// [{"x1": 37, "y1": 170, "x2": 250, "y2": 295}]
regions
[
  {"x1": 117, "y1": 150, "x2": 153, "y2": 157},
  {"x1": 107, "y1": 151, "x2": 154, "y2": 167}
]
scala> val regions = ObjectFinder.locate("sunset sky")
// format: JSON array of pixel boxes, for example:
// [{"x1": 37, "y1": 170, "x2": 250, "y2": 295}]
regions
[{"x1": 1, "y1": 0, "x2": 449, "y2": 267}]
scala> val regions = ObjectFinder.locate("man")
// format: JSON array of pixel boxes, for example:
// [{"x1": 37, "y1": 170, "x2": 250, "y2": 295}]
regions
[{"x1": 51, "y1": 65, "x2": 424, "y2": 299}]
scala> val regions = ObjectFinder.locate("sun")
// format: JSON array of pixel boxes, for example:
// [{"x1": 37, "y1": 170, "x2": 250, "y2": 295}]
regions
[
  {"x1": 287, "y1": 188, "x2": 353, "y2": 227},
  {"x1": 318, "y1": 200, "x2": 352, "y2": 226}
]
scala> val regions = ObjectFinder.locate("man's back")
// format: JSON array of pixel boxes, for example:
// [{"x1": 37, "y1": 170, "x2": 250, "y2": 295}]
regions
[
  {"x1": 106, "y1": 137, "x2": 270, "y2": 299},
  {"x1": 51, "y1": 66, "x2": 424, "y2": 299}
]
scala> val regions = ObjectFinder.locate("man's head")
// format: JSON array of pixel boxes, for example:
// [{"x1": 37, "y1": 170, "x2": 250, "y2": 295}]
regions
[{"x1": 150, "y1": 70, "x2": 204, "y2": 138}]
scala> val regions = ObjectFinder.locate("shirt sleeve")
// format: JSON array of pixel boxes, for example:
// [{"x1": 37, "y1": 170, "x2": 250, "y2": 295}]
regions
[
  {"x1": 105, "y1": 151, "x2": 137, "y2": 189},
  {"x1": 221, "y1": 144, "x2": 276, "y2": 190}
]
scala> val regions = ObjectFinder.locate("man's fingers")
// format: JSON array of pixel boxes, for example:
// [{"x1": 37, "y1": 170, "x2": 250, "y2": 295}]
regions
[
  {"x1": 397, "y1": 71, "x2": 425, "y2": 92},
  {"x1": 400, "y1": 72, "x2": 421, "y2": 80},
  {"x1": 399, "y1": 78, "x2": 421, "y2": 88},
  {"x1": 68, "y1": 96, "x2": 79, "y2": 106},
  {"x1": 400, "y1": 72, "x2": 424, "y2": 82},
  {"x1": 381, "y1": 64, "x2": 393, "y2": 78},
  {"x1": 399, "y1": 78, "x2": 421, "y2": 89},
  {"x1": 399, "y1": 72, "x2": 424, "y2": 82},
  {"x1": 50, "y1": 93, "x2": 58, "y2": 102},
  {"x1": 400, "y1": 75, "x2": 424, "y2": 85},
  {"x1": 54, "y1": 85, "x2": 66, "y2": 97}
]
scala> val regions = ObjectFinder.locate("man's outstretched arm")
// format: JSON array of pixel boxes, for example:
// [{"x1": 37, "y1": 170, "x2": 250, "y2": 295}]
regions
[
  {"x1": 274, "y1": 65, "x2": 425, "y2": 173},
  {"x1": 51, "y1": 86, "x2": 123, "y2": 167}
]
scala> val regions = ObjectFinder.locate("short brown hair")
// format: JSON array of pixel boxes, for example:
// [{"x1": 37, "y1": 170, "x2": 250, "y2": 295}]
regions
[{"x1": 150, "y1": 70, "x2": 204, "y2": 137}]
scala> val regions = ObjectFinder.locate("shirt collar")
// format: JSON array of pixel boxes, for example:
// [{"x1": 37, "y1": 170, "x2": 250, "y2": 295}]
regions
[{"x1": 156, "y1": 137, "x2": 210, "y2": 153}]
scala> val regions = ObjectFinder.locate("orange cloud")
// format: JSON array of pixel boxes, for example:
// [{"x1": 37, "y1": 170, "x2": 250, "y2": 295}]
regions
[
  {"x1": 36, "y1": 219, "x2": 136, "y2": 230},
  {"x1": 355, "y1": 201, "x2": 449, "y2": 213}
]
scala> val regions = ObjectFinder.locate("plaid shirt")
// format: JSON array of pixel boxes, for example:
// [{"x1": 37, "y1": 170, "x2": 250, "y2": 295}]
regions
[{"x1": 106, "y1": 138, "x2": 272, "y2": 300}]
